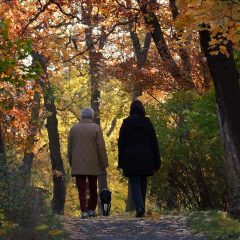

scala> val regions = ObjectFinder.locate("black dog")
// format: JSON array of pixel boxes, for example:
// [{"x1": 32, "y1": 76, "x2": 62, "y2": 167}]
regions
[{"x1": 100, "y1": 189, "x2": 111, "y2": 216}]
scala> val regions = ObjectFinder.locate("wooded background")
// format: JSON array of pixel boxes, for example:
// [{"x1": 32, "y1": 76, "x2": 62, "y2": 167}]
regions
[{"x1": 0, "y1": 0, "x2": 239, "y2": 238}]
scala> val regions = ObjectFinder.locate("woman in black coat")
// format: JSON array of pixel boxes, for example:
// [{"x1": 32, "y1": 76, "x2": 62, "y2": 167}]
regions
[{"x1": 118, "y1": 100, "x2": 161, "y2": 217}]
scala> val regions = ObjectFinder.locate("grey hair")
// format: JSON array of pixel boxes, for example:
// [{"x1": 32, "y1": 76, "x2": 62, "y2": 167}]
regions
[{"x1": 81, "y1": 107, "x2": 94, "y2": 120}]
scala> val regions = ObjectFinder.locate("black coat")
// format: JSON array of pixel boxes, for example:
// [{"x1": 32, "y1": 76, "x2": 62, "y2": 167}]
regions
[{"x1": 118, "y1": 114, "x2": 161, "y2": 176}]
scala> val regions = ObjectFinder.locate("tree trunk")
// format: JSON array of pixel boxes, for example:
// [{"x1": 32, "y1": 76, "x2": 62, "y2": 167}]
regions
[
  {"x1": 81, "y1": 3, "x2": 107, "y2": 215},
  {"x1": 86, "y1": 35, "x2": 101, "y2": 125},
  {"x1": 166, "y1": 162, "x2": 177, "y2": 209},
  {"x1": 88, "y1": 49, "x2": 101, "y2": 126},
  {"x1": 169, "y1": 0, "x2": 192, "y2": 85},
  {"x1": 0, "y1": 125, "x2": 7, "y2": 169},
  {"x1": 137, "y1": 0, "x2": 194, "y2": 89},
  {"x1": 198, "y1": 49, "x2": 211, "y2": 90},
  {"x1": 32, "y1": 52, "x2": 66, "y2": 215},
  {"x1": 0, "y1": 124, "x2": 7, "y2": 207},
  {"x1": 19, "y1": 91, "x2": 40, "y2": 184},
  {"x1": 130, "y1": 30, "x2": 151, "y2": 100},
  {"x1": 82, "y1": 3, "x2": 103, "y2": 126},
  {"x1": 200, "y1": 30, "x2": 240, "y2": 218}
]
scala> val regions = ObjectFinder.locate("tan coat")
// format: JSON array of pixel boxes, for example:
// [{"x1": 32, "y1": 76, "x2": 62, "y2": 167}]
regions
[{"x1": 68, "y1": 119, "x2": 108, "y2": 176}]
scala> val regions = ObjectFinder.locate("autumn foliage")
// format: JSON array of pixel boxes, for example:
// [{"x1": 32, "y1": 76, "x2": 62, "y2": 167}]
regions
[{"x1": 0, "y1": 0, "x2": 240, "y2": 238}]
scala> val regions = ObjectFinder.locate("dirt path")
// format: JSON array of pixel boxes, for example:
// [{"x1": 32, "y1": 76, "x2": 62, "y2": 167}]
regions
[{"x1": 63, "y1": 215, "x2": 207, "y2": 240}]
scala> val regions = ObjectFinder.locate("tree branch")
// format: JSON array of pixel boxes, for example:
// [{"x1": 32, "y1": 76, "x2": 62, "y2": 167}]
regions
[
  {"x1": 65, "y1": 20, "x2": 131, "y2": 62},
  {"x1": 22, "y1": 0, "x2": 53, "y2": 35},
  {"x1": 51, "y1": 1, "x2": 83, "y2": 23},
  {"x1": 115, "y1": 0, "x2": 139, "y2": 11}
]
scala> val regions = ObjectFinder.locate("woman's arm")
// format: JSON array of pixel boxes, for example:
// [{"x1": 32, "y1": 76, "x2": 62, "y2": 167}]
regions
[
  {"x1": 149, "y1": 121, "x2": 161, "y2": 171},
  {"x1": 117, "y1": 120, "x2": 126, "y2": 169}
]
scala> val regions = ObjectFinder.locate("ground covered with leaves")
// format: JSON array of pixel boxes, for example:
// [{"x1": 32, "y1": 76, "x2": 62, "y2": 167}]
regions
[{"x1": 63, "y1": 214, "x2": 207, "y2": 240}]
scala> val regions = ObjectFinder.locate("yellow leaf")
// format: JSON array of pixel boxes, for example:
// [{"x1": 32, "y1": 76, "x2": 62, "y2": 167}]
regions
[
  {"x1": 228, "y1": 20, "x2": 235, "y2": 27},
  {"x1": 210, "y1": 50, "x2": 219, "y2": 55},
  {"x1": 209, "y1": 38, "x2": 219, "y2": 46},
  {"x1": 219, "y1": 45, "x2": 230, "y2": 57},
  {"x1": 48, "y1": 229, "x2": 64, "y2": 236},
  {"x1": 211, "y1": 25, "x2": 222, "y2": 36},
  {"x1": 236, "y1": 23, "x2": 240, "y2": 31},
  {"x1": 0, "y1": 229, "x2": 6, "y2": 237},
  {"x1": 3, "y1": 221, "x2": 13, "y2": 229},
  {"x1": 36, "y1": 224, "x2": 49, "y2": 231}
]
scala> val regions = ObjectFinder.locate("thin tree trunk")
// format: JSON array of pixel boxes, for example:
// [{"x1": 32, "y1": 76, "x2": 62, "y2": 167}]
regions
[
  {"x1": 137, "y1": 0, "x2": 194, "y2": 89},
  {"x1": 200, "y1": 30, "x2": 240, "y2": 218},
  {"x1": 166, "y1": 162, "x2": 177, "y2": 209},
  {"x1": 130, "y1": 30, "x2": 151, "y2": 100},
  {"x1": 86, "y1": 35, "x2": 101, "y2": 125},
  {"x1": 169, "y1": 0, "x2": 192, "y2": 85},
  {"x1": 191, "y1": 154, "x2": 214, "y2": 209},
  {"x1": 19, "y1": 91, "x2": 40, "y2": 183},
  {"x1": 32, "y1": 52, "x2": 66, "y2": 214},
  {"x1": 81, "y1": 3, "x2": 107, "y2": 215},
  {"x1": 82, "y1": 3, "x2": 103, "y2": 126},
  {"x1": 198, "y1": 49, "x2": 211, "y2": 90},
  {"x1": 0, "y1": 121, "x2": 8, "y2": 210},
  {"x1": 0, "y1": 125, "x2": 7, "y2": 168},
  {"x1": 89, "y1": 49, "x2": 101, "y2": 125}
]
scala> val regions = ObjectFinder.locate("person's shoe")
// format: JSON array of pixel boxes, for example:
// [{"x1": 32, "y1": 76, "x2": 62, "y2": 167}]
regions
[
  {"x1": 81, "y1": 211, "x2": 89, "y2": 219},
  {"x1": 88, "y1": 210, "x2": 97, "y2": 218},
  {"x1": 136, "y1": 208, "x2": 145, "y2": 218}
]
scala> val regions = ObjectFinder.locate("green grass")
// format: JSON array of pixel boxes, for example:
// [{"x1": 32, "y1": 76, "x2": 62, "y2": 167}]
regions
[
  {"x1": 187, "y1": 210, "x2": 240, "y2": 239},
  {"x1": 0, "y1": 213, "x2": 66, "y2": 240}
]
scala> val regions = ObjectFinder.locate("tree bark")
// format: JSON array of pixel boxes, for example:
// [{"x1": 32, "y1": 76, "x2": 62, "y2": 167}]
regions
[
  {"x1": 130, "y1": 28, "x2": 151, "y2": 100},
  {"x1": 0, "y1": 124, "x2": 7, "y2": 169},
  {"x1": 200, "y1": 30, "x2": 240, "y2": 218},
  {"x1": 0, "y1": 123, "x2": 7, "y2": 207},
  {"x1": 0, "y1": 124, "x2": 7, "y2": 210},
  {"x1": 81, "y1": 3, "x2": 107, "y2": 215},
  {"x1": 198, "y1": 49, "x2": 211, "y2": 91},
  {"x1": 19, "y1": 91, "x2": 40, "y2": 183},
  {"x1": 169, "y1": 0, "x2": 192, "y2": 85},
  {"x1": 88, "y1": 45, "x2": 101, "y2": 126},
  {"x1": 82, "y1": 3, "x2": 103, "y2": 126},
  {"x1": 32, "y1": 52, "x2": 66, "y2": 214}
]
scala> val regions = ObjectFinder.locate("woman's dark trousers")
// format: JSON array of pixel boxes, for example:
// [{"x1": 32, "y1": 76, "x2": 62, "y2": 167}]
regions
[{"x1": 129, "y1": 175, "x2": 147, "y2": 212}]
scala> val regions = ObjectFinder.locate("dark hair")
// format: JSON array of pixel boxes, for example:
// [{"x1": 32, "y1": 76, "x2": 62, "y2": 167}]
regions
[{"x1": 130, "y1": 100, "x2": 145, "y2": 116}]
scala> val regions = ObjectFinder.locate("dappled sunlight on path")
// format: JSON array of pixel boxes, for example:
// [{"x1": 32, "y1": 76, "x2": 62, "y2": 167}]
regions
[{"x1": 63, "y1": 215, "x2": 207, "y2": 240}]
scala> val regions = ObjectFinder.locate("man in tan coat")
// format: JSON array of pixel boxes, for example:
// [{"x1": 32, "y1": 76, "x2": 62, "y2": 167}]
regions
[{"x1": 68, "y1": 108, "x2": 108, "y2": 218}]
